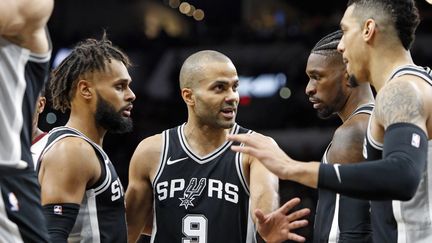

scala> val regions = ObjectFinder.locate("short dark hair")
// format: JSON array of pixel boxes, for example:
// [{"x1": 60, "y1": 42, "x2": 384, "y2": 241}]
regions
[
  {"x1": 311, "y1": 30, "x2": 342, "y2": 56},
  {"x1": 347, "y1": 0, "x2": 420, "y2": 50},
  {"x1": 50, "y1": 33, "x2": 130, "y2": 112}
]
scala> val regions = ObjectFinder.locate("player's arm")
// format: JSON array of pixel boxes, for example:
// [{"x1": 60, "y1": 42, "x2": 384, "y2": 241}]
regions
[
  {"x1": 39, "y1": 137, "x2": 100, "y2": 243},
  {"x1": 248, "y1": 154, "x2": 310, "y2": 243},
  {"x1": 249, "y1": 153, "x2": 279, "y2": 220},
  {"x1": 0, "y1": 0, "x2": 53, "y2": 53},
  {"x1": 229, "y1": 82, "x2": 427, "y2": 200},
  {"x1": 319, "y1": 79, "x2": 428, "y2": 200},
  {"x1": 126, "y1": 134, "x2": 162, "y2": 243}
]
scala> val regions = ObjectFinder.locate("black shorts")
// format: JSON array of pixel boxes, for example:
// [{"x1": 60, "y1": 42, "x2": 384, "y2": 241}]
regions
[{"x1": 0, "y1": 169, "x2": 49, "y2": 243}]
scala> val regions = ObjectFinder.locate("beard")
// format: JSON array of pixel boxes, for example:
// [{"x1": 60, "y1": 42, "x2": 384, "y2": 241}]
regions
[
  {"x1": 95, "y1": 94, "x2": 133, "y2": 134},
  {"x1": 316, "y1": 85, "x2": 346, "y2": 120}
]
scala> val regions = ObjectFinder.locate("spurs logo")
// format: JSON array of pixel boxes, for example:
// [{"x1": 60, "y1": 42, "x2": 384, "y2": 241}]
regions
[{"x1": 179, "y1": 178, "x2": 206, "y2": 209}]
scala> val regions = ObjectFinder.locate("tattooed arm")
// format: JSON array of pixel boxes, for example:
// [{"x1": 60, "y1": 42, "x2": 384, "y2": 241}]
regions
[
  {"x1": 375, "y1": 78, "x2": 427, "y2": 132},
  {"x1": 228, "y1": 78, "x2": 429, "y2": 200}
]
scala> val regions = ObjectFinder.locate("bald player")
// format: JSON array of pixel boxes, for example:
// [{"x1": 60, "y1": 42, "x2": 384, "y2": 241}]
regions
[{"x1": 126, "y1": 50, "x2": 310, "y2": 243}]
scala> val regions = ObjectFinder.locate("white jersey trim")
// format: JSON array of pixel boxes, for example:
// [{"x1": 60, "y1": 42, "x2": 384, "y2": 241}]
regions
[{"x1": 178, "y1": 123, "x2": 239, "y2": 164}]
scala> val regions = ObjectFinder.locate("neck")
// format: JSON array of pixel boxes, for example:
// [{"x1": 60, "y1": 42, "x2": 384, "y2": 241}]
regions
[
  {"x1": 338, "y1": 84, "x2": 374, "y2": 122},
  {"x1": 66, "y1": 110, "x2": 106, "y2": 146},
  {"x1": 369, "y1": 46, "x2": 413, "y2": 92},
  {"x1": 183, "y1": 121, "x2": 231, "y2": 157},
  {"x1": 32, "y1": 128, "x2": 46, "y2": 143}
]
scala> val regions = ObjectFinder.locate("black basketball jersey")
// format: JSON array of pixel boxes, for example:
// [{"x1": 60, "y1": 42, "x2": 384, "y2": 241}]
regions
[
  {"x1": 364, "y1": 65, "x2": 432, "y2": 243},
  {"x1": 314, "y1": 103, "x2": 374, "y2": 243},
  {"x1": 36, "y1": 126, "x2": 127, "y2": 243},
  {"x1": 151, "y1": 123, "x2": 256, "y2": 243}
]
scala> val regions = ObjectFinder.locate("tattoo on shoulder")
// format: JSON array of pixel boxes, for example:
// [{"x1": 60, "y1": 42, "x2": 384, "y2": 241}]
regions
[{"x1": 375, "y1": 81, "x2": 424, "y2": 128}]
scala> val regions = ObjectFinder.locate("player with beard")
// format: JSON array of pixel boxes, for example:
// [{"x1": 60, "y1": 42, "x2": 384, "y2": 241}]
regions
[
  {"x1": 306, "y1": 30, "x2": 374, "y2": 243},
  {"x1": 126, "y1": 50, "x2": 310, "y2": 243},
  {"x1": 228, "y1": 0, "x2": 432, "y2": 242},
  {"x1": 34, "y1": 35, "x2": 135, "y2": 243}
]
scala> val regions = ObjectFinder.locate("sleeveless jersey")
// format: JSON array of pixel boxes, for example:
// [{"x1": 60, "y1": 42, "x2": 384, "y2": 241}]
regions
[
  {"x1": 364, "y1": 65, "x2": 432, "y2": 243},
  {"x1": 36, "y1": 126, "x2": 127, "y2": 243},
  {"x1": 151, "y1": 123, "x2": 256, "y2": 243},
  {"x1": 314, "y1": 103, "x2": 374, "y2": 243}
]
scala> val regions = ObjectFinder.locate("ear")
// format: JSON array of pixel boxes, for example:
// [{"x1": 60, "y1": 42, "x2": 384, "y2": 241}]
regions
[
  {"x1": 362, "y1": 19, "x2": 376, "y2": 43},
  {"x1": 36, "y1": 96, "x2": 47, "y2": 113},
  {"x1": 181, "y1": 88, "x2": 195, "y2": 106},
  {"x1": 77, "y1": 79, "x2": 93, "y2": 100}
]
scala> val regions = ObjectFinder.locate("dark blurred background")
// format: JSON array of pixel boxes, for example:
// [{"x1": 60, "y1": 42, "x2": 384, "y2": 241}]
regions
[{"x1": 40, "y1": 0, "x2": 432, "y2": 242}]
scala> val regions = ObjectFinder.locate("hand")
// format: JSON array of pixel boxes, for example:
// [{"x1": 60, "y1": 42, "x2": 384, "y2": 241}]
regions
[
  {"x1": 256, "y1": 197, "x2": 310, "y2": 243},
  {"x1": 227, "y1": 132, "x2": 294, "y2": 180}
]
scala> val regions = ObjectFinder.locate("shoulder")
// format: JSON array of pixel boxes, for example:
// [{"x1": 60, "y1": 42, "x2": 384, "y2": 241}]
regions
[
  {"x1": 375, "y1": 78, "x2": 427, "y2": 129},
  {"x1": 41, "y1": 136, "x2": 100, "y2": 178},
  {"x1": 133, "y1": 134, "x2": 164, "y2": 159},
  {"x1": 129, "y1": 134, "x2": 164, "y2": 179},
  {"x1": 328, "y1": 115, "x2": 369, "y2": 164}
]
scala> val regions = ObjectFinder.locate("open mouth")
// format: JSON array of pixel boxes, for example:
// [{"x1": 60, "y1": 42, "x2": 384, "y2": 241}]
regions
[
  {"x1": 122, "y1": 104, "x2": 133, "y2": 117},
  {"x1": 221, "y1": 107, "x2": 236, "y2": 119}
]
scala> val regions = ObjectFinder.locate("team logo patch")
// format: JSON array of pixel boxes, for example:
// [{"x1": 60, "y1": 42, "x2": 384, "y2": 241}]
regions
[
  {"x1": 179, "y1": 178, "x2": 206, "y2": 209},
  {"x1": 54, "y1": 205, "x2": 63, "y2": 215},
  {"x1": 411, "y1": 133, "x2": 420, "y2": 148},
  {"x1": 8, "y1": 193, "x2": 19, "y2": 211}
]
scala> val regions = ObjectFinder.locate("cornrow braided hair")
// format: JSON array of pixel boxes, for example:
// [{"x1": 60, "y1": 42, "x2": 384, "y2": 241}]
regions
[
  {"x1": 311, "y1": 30, "x2": 343, "y2": 56},
  {"x1": 50, "y1": 33, "x2": 130, "y2": 112}
]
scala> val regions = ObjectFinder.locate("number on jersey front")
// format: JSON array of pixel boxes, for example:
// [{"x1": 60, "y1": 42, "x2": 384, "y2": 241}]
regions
[{"x1": 182, "y1": 214, "x2": 208, "y2": 243}]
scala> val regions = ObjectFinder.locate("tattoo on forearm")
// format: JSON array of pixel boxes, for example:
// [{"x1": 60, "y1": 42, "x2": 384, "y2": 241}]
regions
[{"x1": 375, "y1": 81, "x2": 424, "y2": 128}]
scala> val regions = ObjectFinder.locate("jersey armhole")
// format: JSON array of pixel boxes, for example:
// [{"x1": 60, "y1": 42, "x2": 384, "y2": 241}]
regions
[{"x1": 151, "y1": 130, "x2": 169, "y2": 187}]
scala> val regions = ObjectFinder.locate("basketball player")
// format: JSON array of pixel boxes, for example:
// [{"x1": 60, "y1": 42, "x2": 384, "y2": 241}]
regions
[
  {"x1": 0, "y1": 0, "x2": 53, "y2": 242},
  {"x1": 35, "y1": 36, "x2": 135, "y2": 242},
  {"x1": 126, "y1": 50, "x2": 310, "y2": 243},
  {"x1": 306, "y1": 30, "x2": 374, "y2": 242},
  {"x1": 228, "y1": 0, "x2": 432, "y2": 242}
]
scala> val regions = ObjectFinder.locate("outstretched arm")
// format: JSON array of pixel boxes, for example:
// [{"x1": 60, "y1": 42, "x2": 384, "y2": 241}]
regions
[{"x1": 228, "y1": 80, "x2": 429, "y2": 201}]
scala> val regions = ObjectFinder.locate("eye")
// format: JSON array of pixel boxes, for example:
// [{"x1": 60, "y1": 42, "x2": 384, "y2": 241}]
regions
[
  {"x1": 115, "y1": 84, "x2": 125, "y2": 91},
  {"x1": 214, "y1": 84, "x2": 225, "y2": 92},
  {"x1": 232, "y1": 83, "x2": 239, "y2": 92}
]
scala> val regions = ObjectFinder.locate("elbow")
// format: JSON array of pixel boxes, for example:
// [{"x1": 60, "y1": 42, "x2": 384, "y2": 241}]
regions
[{"x1": 393, "y1": 166, "x2": 422, "y2": 201}]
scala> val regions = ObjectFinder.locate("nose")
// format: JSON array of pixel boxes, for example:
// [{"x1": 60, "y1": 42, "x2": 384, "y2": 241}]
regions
[
  {"x1": 225, "y1": 88, "x2": 239, "y2": 104},
  {"x1": 337, "y1": 38, "x2": 345, "y2": 54},
  {"x1": 126, "y1": 87, "x2": 136, "y2": 102},
  {"x1": 305, "y1": 79, "x2": 316, "y2": 96}
]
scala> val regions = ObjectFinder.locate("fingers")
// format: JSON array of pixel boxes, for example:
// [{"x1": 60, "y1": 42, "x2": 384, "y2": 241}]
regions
[
  {"x1": 287, "y1": 208, "x2": 310, "y2": 222},
  {"x1": 279, "y1": 197, "x2": 301, "y2": 215},
  {"x1": 288, "y1": 219, "x2": 308, "y2": 230},
  {"x1": 226, "y1": 134, "x2": 249, "y2": 144},
  {"x1": 254, "y1": 209, "x2": 266, "y2": 224},
  {"x1": 287, "y1": 232, "x2": 306, "y2": 243}
]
